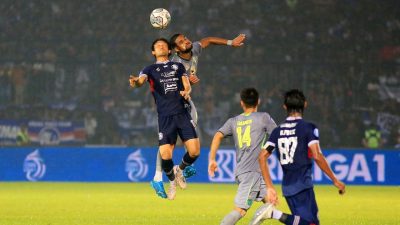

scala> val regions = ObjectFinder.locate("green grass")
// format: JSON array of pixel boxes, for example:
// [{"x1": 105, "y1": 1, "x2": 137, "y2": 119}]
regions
[{"x1": 0, "y1": 183, "x2": 398, "y2": 225}]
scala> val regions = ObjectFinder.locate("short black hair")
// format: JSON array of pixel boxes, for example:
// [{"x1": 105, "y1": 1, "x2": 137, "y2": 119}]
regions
[
  {"x1": 151, "y1": 38, "x2": 171, "y2": 51},
  {"x1": 284, "y1": 89, "x2": 306, "y2": 114},
  {"x1": 240, "y1": 88, "x2": 259, "y2": 107},
  {"x1": 151, "y1": 38, "x2": 171, "y2": 56},
  {"x1": 169, "y1": 33, "x2": 181, "y2": 49}
]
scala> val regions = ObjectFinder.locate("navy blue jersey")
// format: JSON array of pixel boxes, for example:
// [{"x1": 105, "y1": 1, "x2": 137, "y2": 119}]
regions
[
  {"x1": 264, "y1": 117, "x2": 320, "y2": 196},
  {"x1": 139, "y1": 61, "x2": 188, "y2": 117}
]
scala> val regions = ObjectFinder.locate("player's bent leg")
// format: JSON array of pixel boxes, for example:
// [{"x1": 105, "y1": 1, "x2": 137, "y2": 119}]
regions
[
  {"x1": 220, "y1": 208, "x2": 246, "y2": 225},
  {"x1": 174, "y1": 138, "x2": 200, "y2": 188},
  {"x1": 159, "y1": 144, "x2": 177, "y2": 200}
]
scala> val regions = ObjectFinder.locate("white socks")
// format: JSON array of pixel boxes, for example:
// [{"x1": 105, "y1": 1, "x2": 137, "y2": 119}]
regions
[
  {"x1": 153, "y1": 171, "x2": 163, "y2": 182},
  {"x1": 272, "y1": 209, "x2": 283, "y2": 220}
]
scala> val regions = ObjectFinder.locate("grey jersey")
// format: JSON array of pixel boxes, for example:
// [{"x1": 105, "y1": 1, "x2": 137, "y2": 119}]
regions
[
  {"x1": 171, "y1": 41, "x2": 202, "y2": 76},
  {"x1": 218, "y1": 112, "x2": 277, "y2": 176}
]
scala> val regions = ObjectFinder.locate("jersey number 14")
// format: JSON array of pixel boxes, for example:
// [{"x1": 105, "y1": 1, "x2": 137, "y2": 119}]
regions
[
  {"x1": 237, "y1": 125, "x2": 251, "y2": 148},
  {"x1": 277, "y1": 137, "x2": 298, "y2": 165}
]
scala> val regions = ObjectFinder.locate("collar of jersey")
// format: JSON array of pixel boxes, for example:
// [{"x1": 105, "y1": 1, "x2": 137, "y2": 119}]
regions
[
  {"x1": 286, "y1": 116, "x2": 302, "y2": 120},
  {"x1": 241, "y1": 112, "x2": 252, "y2": 116},
  {"x1": 155, "y1": 60, "x2": 170, "y2": 64}
]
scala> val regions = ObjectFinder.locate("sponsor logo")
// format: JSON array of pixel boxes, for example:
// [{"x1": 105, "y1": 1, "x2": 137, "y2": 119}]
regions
[
  {"x1": 125, "y1": 149, "x2": 148, "y2": 181},
  {"x1": 267, "y1": 152, "x2": 386, "y2": 183},
  {"x1": 38, "y1": 127, "x2": 60, "y2": 145},
  {"x1": 23, "y1": 149, "x2": 46, "y2": 181},
  {"x1": 156, "y1": 67, "x2": 160, "y2": 72},
  {"x1": 161, "y1": 71, "x2": 176, "y2": 78},
  {"x1": 164, "y1": 82, "x2": 177, "y2": 94},
  {"x1": 209, "y1": 150, "x2": 236, "y2": 182}
]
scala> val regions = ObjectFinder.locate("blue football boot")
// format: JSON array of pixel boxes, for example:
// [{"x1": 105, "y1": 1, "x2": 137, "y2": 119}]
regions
[
  {"x1": 183, "y1": 165, "x2": 196, "y2": 179},
  {"x1": 150, "y1": 180, "x2": 167, "y2": 199}
]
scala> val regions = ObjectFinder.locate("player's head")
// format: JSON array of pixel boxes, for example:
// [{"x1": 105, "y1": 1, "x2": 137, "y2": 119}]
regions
[
  {"x1": 283, "y1": 89, "x2": 307, "y2": 115},
  {"x1": 151, "y1": 38, "x2": 171, "y2": 58},
  {"x1": 170, "y1": 33, "x2": 193, "y2": 54},
  {"x1": 240, "y1": 88, "x2": 260, "y2": 109}
]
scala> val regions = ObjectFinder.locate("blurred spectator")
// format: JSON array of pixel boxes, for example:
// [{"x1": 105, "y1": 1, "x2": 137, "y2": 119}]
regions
[
  {"x1": 0, "y1": 0, "x2": 399, "y2": 147},
  {"x1": 362, "y1": 123, "x2": 383, "y2": 148},
  {"x1": 84, "y1": 112, "x2": 97, "y2": 144},
  {"x1": 16, "y1": 124, "x2": 30, "y2": 146}
]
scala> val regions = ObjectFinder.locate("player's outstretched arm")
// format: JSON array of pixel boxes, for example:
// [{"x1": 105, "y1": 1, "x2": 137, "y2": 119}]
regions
[
  {"x1": 208, "y1": 131, "x2": 224, "y2": 177},
  {"x1": 310, "y1": 143, "x2": 346, "y2": 195},
  {"x1": 199, "y1": 34, "x2": 246, "y2": 49},
  {"x1": 259, "y1": 148, "x2": 279, "y2": 205},
  {"x1": 129, "y1": 75, "x2": 146, "y2": 88}
]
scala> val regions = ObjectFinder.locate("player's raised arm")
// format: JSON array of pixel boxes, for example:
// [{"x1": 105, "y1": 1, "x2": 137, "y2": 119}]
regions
[
  {"x1": 129, "y1": 75, "x2": 147, "y2": 88},
  {"x1": 199, "y1": 34, "x2": 246, "y2": 48},
  {"x1": 208, "y1": 131, "x2": 224, "y2": 177},
  {"x1": 309, "y1": 143, "x2": 346, "y2": 195},
  {"x1": 259, "y1": 147, "x2": 279, "y2": 205}
]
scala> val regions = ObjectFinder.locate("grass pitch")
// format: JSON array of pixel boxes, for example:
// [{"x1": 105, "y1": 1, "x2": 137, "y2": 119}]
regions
[{"x1": 0, "y1": 182, "x2": 398, "y2": 225}]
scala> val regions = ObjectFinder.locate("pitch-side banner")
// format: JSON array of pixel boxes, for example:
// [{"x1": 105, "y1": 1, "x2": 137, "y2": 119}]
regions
[{"x1": 0, "y1": 147, "x2": 398, "y2": 185}]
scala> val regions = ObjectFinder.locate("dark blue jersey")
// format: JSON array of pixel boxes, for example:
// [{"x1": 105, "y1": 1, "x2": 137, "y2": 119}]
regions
[
  {"x1": 139, "y1": 61, "x2": 188, "y2": 117},
  {"x1": 265, "y1": 117, "x2": 320, "y2": 196}
]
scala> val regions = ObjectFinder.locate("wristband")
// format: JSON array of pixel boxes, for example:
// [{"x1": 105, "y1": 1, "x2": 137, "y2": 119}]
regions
[{"x1": 227, "y1": 40, "x2": 233, "y2": 46}]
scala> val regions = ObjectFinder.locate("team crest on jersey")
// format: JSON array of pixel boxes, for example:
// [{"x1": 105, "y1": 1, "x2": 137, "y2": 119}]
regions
[
  {"x1": 171, "y1": 64, "x2": 178, "y2": 71},
  {"x1": 159, "y1": 132, "x2": 163, "y2": 140}
]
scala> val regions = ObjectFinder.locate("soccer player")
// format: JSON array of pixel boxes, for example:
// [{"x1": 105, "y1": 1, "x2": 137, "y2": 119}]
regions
[
  {"x1": 129, "y1": 38, "x2": 200, "y2": 200},
  {"x1": 150, "y1": 33, "x2": 247, "y2": 197},
  {"x1": 250, "y1": 89, "x2": 346, "y2": 225},
  {"x1": 208, "y1": 88, "x2": 277, "y2": 225}
]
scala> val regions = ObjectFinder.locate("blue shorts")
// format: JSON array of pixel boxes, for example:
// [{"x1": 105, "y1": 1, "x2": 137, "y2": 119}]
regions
[
  {"x1": 285, "y1": 188, "x2": 319, "y2": 225},
  {"x1": 158, "y1": 112, "x2": 197, "y2": 146}
]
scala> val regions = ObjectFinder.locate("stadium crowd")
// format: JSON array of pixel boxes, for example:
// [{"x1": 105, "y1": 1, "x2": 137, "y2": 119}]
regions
[{"x1": 0, "y1": 0, "x2": 399, "y2": 148}]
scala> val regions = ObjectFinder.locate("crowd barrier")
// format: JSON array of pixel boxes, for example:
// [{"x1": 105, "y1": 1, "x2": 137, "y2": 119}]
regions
[{"x1": 0, "y1": 147, "x2": 398, "y2": 185}]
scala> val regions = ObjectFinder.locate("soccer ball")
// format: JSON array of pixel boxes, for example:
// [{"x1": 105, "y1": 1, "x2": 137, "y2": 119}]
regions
[{"x1": 150, "y1": 8, "x2": 171, "y2": 29}]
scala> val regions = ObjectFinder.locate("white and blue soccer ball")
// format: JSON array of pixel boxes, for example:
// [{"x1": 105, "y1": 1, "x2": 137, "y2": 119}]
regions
[{"x1": 150, "y1": 8, "x2": 171, "y2": 29}]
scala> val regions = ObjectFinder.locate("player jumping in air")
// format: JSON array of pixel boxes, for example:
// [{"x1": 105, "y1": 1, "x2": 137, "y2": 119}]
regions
[
  {"x1": 250, "y1": 89, "x2": 346, "y2": 225},
  {"x1": 208, "y1": 88, "x2": 277, "y2": 225},
  {"x1": 151, "y1": 33, "x2": 246, "y2": 198},
  {"x1": 129, "y1": 38, "x2": 200, "y2": 200}
]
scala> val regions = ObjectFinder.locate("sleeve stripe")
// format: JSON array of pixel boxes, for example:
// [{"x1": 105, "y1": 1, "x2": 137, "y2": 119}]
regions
[
  {"x1": 308, "y1": 140, "x2": 319, "y2": 147},
  {"x1": 262, "y1": 141, "x2": 275, "y2": 149}
]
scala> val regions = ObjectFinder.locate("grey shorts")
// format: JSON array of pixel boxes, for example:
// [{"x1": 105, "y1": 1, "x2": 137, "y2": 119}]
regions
[
  {"x1": 188, "y1": 99, "x2": 198, "y2": 126},
  {"x1": 234, "y1": 171, "x2": 266, "y2": 210}
]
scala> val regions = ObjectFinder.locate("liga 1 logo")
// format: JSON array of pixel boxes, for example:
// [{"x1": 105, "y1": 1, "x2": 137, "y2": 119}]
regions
[
  {"x1": 209, "y1": 150, "x2": 236, "y2": 182},
  {"x1": 23, "y1": 149, "x2": 46, "y2": 181},
  {"x1": 125, "y1": 149, "x2": 148, "y2": 181}
]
